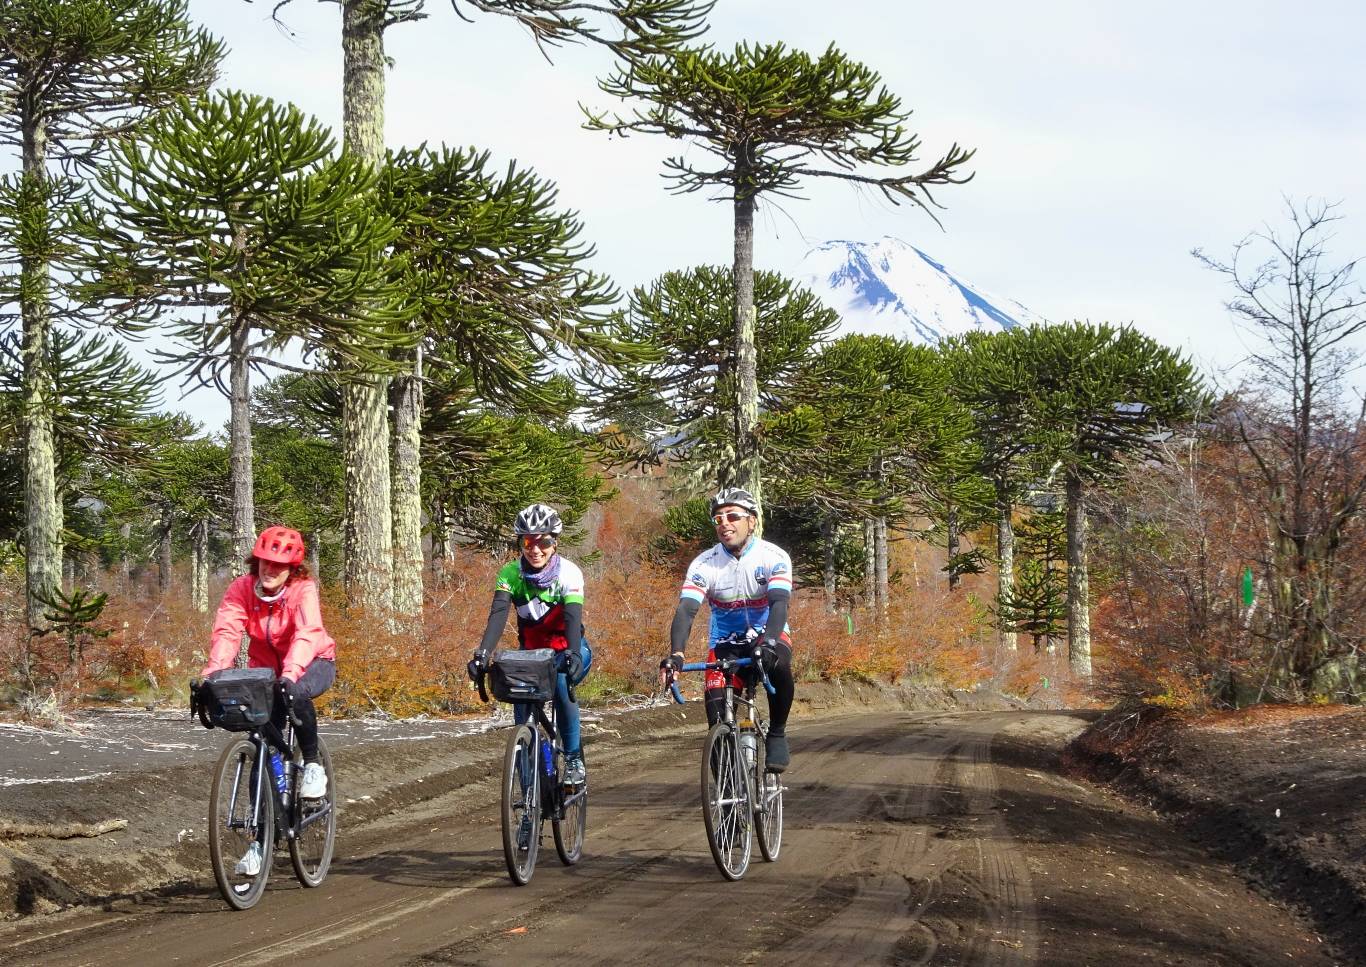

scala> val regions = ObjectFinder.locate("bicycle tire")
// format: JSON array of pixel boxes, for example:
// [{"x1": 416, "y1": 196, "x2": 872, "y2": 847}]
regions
[
  {"x1": 289, "y1": 737, "x2": 336, "y2": 887},
  {"x1": 208, "y1": 737, "x2": 273, "y2": 910},
  {"x1": 553, "y1": 754, "x2": 587, "y2": 866},
  {"x1": 501, "y1": 723, "x2": 540, "y2": 885},
  {"x1": 754, "y1": 731, "x2": 783, "y2": 862},
  {"x1": 701, "y1": 722, "x2": 751, "y2": 880}
]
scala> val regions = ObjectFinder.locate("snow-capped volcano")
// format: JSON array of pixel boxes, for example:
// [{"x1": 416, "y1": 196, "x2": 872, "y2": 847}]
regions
[{"x1": 797, "y1": 237, "x2": 1043, "y2": 343}]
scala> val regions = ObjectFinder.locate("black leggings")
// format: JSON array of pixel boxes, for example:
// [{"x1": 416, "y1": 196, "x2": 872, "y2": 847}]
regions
[
  {"x1": 267, "y1": 658, "x2": 336, "y2": 763},
  {"x1": 704, "y1": 640, "x2": 794, "y2": 735}
]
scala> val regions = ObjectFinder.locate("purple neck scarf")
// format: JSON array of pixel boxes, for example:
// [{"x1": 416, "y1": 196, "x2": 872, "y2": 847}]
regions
[{"x1": 521, "y1": 552, "x2": 562, "y2": 590}]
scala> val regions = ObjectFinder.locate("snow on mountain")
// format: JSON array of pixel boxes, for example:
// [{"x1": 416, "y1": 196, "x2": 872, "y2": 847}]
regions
[{"x1": 796, "y1": 237, "x2": 1044, "y2": 344}]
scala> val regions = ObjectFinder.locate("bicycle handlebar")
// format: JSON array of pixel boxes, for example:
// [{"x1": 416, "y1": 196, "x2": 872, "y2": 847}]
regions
[
  {"x1": 472, "y1": 667, "x2": 576, "y2": 706},
  {"x1": 666, "y1": 654, "x2": 775, "y2": 704},
  {"x1": 188, "y1": 676, "x2": 303, "y2": 729}
]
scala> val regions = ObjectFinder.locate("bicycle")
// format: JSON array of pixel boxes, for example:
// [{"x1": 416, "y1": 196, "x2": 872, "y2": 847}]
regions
[
  {"x1": 475, "y1": 648, "x2": 587, "y2": 886},
  {"x1": 190, "y1": 669, "x2": 337, "y2": 911},
  {"x1": 666, "y1": 632, "x2": 785, "y2": 881}
]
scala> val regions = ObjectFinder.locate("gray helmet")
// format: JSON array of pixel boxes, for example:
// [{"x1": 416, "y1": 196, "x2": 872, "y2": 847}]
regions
[
  {"x1": 709, "y1": 487, "x2": 759, "y2": 517},
  {"x1": 514, "y1": 503, "x2": 563, "y2": 536}
]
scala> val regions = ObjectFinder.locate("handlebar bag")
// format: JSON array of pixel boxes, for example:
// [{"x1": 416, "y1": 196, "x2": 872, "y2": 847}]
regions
[
  {"x1": 489, "y1": 648, "x2": 558, "y2": 703},
  {"x1": 204, "y1": 667, "x2": 275, "y2": 731}
]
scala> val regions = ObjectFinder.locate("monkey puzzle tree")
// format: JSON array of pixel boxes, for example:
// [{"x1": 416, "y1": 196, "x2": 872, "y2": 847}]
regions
[
  {"x1": 584, "y1": 265, "x2": 838, "y2": 494},
  {"x1": 375, "y1": 145, "x2": 627, "y2": 614},
  {"x1": 998, "y1": 322, "x2": 1206, "y2": 677},
  {"x1": 585, "y1": 41, "x2": 973, "y2": 514},
  {"x1": 80, "y1": 91, "x2": 412, "y2": 573},
  {"x1": 0, "y1": 0, "x2": 221, "y2": 624},
  {"x1": 252, "y1": 0, "x2": 709, "y2": 614}
]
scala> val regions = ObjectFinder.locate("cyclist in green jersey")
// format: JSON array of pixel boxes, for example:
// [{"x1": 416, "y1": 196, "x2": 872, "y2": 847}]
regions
[{"x1": 468, "y1": 504, "x2": 589, "y2": 784}]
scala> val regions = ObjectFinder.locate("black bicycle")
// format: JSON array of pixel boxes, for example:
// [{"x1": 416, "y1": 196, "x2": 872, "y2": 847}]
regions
[
  {"x1": 190, "y1": 669, "x2": 337, "y2": 910},
  {"x1": 476, "y1": 648, "x2": 587, "y2": 885},
  {"x1": 667, "y1": 633, "x2": 784, "y2": 880}
]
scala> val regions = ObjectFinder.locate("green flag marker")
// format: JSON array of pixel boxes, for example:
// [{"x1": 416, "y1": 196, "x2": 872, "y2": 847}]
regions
[
  {"x1": 1242, "y1": 566, "x2": 1255, "y2": 608},
  {"x1": 846, "y1": 613, "x2": 855, "y2": 634}
]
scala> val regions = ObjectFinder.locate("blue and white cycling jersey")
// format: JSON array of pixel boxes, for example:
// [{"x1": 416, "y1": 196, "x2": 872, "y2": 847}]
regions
[{"x1": 679, "y1": 538, "x2": 793, "y2": 645}]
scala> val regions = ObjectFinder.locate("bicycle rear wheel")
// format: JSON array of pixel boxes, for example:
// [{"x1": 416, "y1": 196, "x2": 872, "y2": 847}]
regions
[
  {"x1": 501, "y1": 723, "x2": 540, "y2": 885},
  {"x1": 208, "y1": 737, "x2": 273, "y2": 910},
  {"x1": 289, "y1": 738, "x2": 336, "y2": 887},
  {"x1": 754, "y1": 735, "x2": 783, "y2": 862},
  {"x1": 553, "y1": 755, "x2": 587, "y2": 866},
  {"x1": 701, "y1": 722, "x2": 752, "y2": 880}
]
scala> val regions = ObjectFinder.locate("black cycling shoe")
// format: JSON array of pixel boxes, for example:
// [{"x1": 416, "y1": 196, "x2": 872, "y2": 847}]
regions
[{"x1": 765, "y1": 733, "x2": 790, "y2": 773}]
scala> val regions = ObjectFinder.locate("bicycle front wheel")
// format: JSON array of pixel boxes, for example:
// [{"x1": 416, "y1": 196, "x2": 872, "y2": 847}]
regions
[
  {"x1": 553, "y1": 761, "x2": 587, "y2": 866},
  {"x1": 754, "y1": 742, "x2": 783, "y2": 863},
  {"x1": 501, "y1": 723, "x2": 541, "y2": 885},
  {"x1": 208, "y1": 737, "x2": 273, "y2": 911},
  {"x1": 289, "y1": 738, "x2": 337, "y2": 887},
  {"x1": 701, "y1": 722, "x2": 752, "y2": 880}
]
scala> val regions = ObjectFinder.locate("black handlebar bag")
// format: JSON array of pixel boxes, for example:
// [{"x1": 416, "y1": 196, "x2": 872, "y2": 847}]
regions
[
  {"x1": 489, "y1": 648, "x2": 558, "y2": 703},
  {"x1": 202, "y1": 667, "x2": 275, "y2": 730}
]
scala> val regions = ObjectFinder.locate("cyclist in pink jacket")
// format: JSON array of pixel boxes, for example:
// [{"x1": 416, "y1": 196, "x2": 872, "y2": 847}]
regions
[{"x1": 201, "y1": 526, "x2": 337, "y2": 801}]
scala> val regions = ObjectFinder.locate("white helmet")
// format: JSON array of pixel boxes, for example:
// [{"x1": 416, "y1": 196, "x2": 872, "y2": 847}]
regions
[
  {"x1": 514, "y1": 503, "x2": 563, "y2": 536},
  {"x1": 709, "y1": 487, "x2": 759, "y2": 517}
]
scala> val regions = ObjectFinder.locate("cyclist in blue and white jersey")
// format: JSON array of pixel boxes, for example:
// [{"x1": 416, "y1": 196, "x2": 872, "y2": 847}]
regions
[{"x1": 659, "y1": 487, "x2": 796, "y2": 772}]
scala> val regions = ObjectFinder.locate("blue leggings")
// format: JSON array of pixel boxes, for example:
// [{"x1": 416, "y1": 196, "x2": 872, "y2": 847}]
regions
[{"x1": 514, "y1": 671, "x2": 581, "y2": 758}]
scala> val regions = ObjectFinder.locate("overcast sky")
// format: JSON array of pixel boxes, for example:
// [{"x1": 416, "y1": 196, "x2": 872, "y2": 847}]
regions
[{"x1": 161, "y1": 1, "x2": 1366, "y2": 424}]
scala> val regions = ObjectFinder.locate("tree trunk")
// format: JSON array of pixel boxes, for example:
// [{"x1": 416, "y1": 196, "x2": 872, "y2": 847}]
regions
[
  {"x1": 19, "y1": 110, "x2": 60, "y2": 629},
  {"x1": 339, "y1": 0, "x2": 394, "y2": 613},
  {"x1": 391, "y1": 345, "x2": 424, "y2": 617},
  {"x1": 157, "y1": 519, "x2": 173, "y2": 595},
  {"x1": 343, "y1": 378, "x2": 394, "y2": 612},
  {"x1": 119, "y1": 522, "x2": 132, "y2": 591},
  {"x1": 310, "y1": 531, "x2": 321, "y2": 581},
  {"x1": 1066, "y1": 471, "x2": 1092, "y2": 677},
  {"x1": 228, "y1": 319, "x2": 255, "y2": 573},
  {"x1": 191, "y1": 519, "x2": 210, "y2": 613},
  {"x1": 863, "y1": 518, "x2": 876, "y2": 607},
  {"x1": 730, "y1": 167, "x2": 762, "y2": 525},
  {"x1": 996, "y1": 488, "x2": 1017, "y2": 652},
  {"x1": 821, "y1": 511, "x2": 837, "y2": 611},
  {"x1": 875, "y1": 516, "x2": 889, "y2": 613},
  {"x1": 946, "y1": 506, "x2": 961, "y2": 590}
]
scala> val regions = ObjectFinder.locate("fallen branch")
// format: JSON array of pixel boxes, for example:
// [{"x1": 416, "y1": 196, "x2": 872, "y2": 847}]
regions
[{"x1": 0, "y1": 818, "x2": 129, "y2": 840}]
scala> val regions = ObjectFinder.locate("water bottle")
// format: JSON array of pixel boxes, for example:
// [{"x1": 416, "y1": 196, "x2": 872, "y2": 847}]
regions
[
  {"x1": 269, "y1": 751, "x2": 288, "y2": 797},
  {"x1": 739, "y1": 724, "x2": 757, "y2": 771},
  {"x1": 541, "y1": 740, "x2": 554, "y2": 778}
]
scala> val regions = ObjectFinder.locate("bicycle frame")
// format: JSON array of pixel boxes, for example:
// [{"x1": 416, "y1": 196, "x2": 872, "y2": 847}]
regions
[{"x1": 222, "y1": 711, "x2": 331, "y2": 846}]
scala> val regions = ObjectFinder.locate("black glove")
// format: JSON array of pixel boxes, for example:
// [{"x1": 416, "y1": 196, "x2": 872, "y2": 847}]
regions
[
  {"x1": 564, "y1": 649, "x2": 584, "y2": 683},
  {"x1": 660, "y1": 654, "x2": 684, "y2": 674},
  {"x1": 278, "y1": 677, "x2": 298, "y2": 703},
  {"x1": 756, "y1": 638, "x2": 780, "y2": 673},
  {"x1": 467, "y1": 653, "x2": 487, "y2": 683}
]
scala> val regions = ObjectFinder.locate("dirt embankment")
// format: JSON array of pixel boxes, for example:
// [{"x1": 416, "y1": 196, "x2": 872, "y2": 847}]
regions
[
  {"x1": 0, "y1": 677, "x2": 994, "y2": 919},
  {"x1": 1066, "y1": 703, "x2": 1366, "y2": 959}
]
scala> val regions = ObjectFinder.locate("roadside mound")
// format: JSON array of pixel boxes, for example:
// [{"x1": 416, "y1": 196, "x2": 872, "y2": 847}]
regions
[{"x1": 1065, "y1": 702, "x2": 1366, "y2": 962}]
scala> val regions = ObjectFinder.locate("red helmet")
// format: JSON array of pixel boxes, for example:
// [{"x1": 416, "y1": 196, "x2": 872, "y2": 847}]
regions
[{"x1": 253, "y1": 526, "x2": 305, "y2": 566}]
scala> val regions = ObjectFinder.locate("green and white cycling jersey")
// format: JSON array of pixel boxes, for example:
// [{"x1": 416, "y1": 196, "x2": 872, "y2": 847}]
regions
[{"x1": 494, "y1": 557, "x2": 585, "y2": 651}]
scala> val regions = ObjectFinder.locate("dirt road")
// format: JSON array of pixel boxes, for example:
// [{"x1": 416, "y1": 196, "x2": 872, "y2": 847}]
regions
[{"x1": 0, "y1": 711, "x2": 1337, "y2": 966}]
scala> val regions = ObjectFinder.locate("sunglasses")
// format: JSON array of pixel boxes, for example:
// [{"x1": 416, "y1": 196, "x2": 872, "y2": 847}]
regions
[
  {"x1": 519, "y1": 534, "x2": 557, "y2": 551},
  {"x1": 711, "y1": 510, "x2": 752, "y2": 526}
]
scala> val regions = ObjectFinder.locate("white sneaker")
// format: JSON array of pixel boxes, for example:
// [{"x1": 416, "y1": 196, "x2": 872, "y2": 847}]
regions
[
  {"x1": 234, "y1": 842, "x2": 263, "y2": 877},
  {"x1": 564, "y1": 755, "x2": 586, "y2": 786},
  {"x1": 299, "y1": 762, "x2": 328, "y2": 799}
]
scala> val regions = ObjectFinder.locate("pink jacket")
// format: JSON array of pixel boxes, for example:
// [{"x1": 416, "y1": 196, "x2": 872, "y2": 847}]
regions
[{"x1": 205, "y1": 575, "x2": 337, "y2": 682}]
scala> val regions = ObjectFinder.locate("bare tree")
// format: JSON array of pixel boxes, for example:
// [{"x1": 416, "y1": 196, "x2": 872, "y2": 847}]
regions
[{"x1": 1195, "y1": 198, "x2": 1366, "y2": 696}]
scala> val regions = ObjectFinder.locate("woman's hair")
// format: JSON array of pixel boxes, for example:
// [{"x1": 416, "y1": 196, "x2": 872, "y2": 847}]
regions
[{"x1": 247, "y1": 557, "x2": 312, "y2": 581}]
